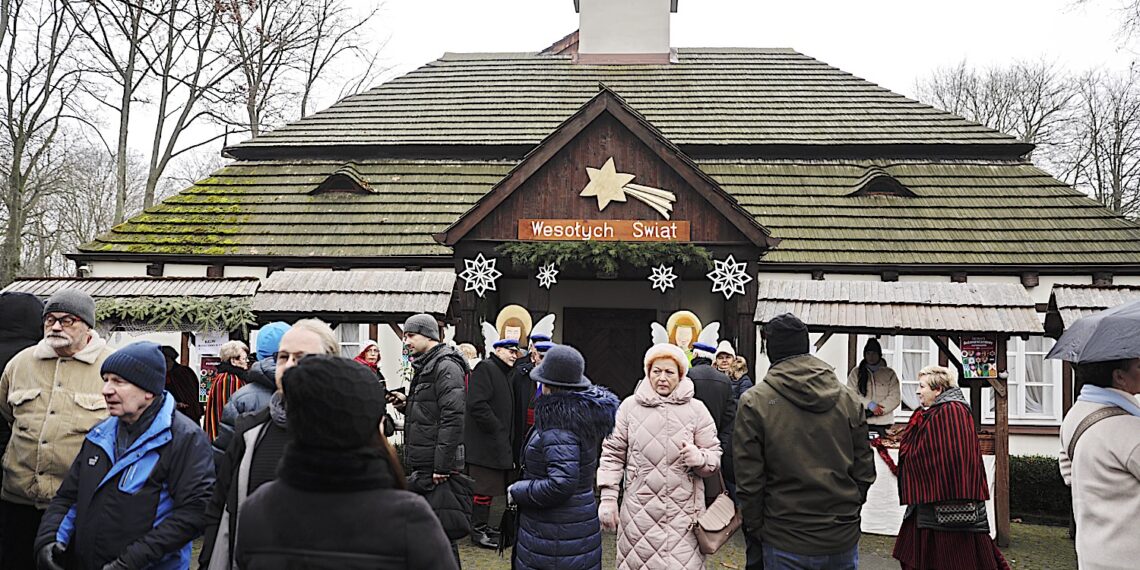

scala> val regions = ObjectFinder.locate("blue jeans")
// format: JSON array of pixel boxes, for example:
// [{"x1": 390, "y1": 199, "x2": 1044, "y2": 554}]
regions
[{"x1": 761, "y1": 543, "x2": 858, "y2": 570}]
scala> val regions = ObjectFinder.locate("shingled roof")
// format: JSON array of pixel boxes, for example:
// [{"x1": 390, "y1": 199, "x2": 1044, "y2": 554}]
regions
[
  {"x1": 76, "y1": 156, "x2": 1140, "y2": 266},
  {"x1": 227, "y1": 49, "x2": 1026, "y2": 155}
]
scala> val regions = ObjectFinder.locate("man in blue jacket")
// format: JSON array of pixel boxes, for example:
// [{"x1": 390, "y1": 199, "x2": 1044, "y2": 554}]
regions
[{"x1": 34, "y1": 341, "x2": 215, "y2": 570}]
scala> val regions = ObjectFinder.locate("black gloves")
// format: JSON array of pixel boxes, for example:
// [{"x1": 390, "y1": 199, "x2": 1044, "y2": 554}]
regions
[{"x1": 36, "y1": 542, "x2": 65, "y2": 570}]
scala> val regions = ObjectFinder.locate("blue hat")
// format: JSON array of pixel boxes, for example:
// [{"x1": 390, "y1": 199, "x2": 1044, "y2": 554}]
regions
[
  {"x1": 534, "y1": 341, "x2": 554, "y2": 353},
  {"x1": 692, "y1": 342, "x2": 716, "y2": 353},
  {"x1": 255, "y1": 322, "x2": 290, "y2": 360},
  {"x1": 101, "y1": 341, "x2": 167, "y2": 395},
  {"x1": 493, "y1": 339, "x2": 519, "y2": 349},
  {"x1": 531, "y1": 345, "x2": 591, "y2": 389},
  {"x1": 529, "y1": 333, "x2": 552, "y2": 342}
]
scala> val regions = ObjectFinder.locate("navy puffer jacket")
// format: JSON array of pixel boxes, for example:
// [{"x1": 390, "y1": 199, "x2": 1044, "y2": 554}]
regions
[{"x1": 510, "y1": 384, "x2": 619, "y2": 570}]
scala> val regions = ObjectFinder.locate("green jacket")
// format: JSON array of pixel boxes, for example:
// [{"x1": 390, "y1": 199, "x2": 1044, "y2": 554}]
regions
[{"x1": 733, "y1": 354, "x2": 876, "y2": 555}]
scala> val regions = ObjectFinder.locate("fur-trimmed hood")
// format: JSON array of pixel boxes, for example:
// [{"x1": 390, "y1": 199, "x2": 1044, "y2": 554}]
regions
[{"x1": 533, "y1": 384, "x2": 619, "y2": 443}]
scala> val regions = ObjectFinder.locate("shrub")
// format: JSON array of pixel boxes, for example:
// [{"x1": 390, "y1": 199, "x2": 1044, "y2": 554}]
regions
[{"x1": 1010, "y1": 454, "x2": 1071, "y2": 526}]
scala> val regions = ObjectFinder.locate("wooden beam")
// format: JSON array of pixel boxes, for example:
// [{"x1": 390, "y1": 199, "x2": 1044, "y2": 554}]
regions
[
  {"x1": 994, "y1": 336, "x2": 1011, "y2": 548},
  {"x1": 369, "y1": 323, "x2": 379, "y2": 342},
  {"x1": 847, "y1": 334, "x2": 857, "y2": 374},
  {"x1": 387, "y1": 322, "x2": 403, "y2": 338},
  {"x1": 814, "y1": 332, "x2": 834, "y2": 351},
  {"x1": 929, "y1": 335, "x2": 966, "y2": 384},
  {"x1": 180, "y1": 332, "x2": 191, "y2": 366}
]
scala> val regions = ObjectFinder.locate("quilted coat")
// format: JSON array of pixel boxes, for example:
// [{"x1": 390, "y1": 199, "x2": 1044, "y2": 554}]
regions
[
  {"x1": 597, "y1": 377, "x2": 721, "y2": 570},
  {"x1": 511, "y1": 385, "x2": 619, "y2": 570}
]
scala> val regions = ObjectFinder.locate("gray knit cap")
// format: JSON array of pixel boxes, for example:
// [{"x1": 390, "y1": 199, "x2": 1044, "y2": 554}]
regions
[
  {"x1": 43, "y1": 289, "x2": 96, "y2": 328},
  {"x1": 403, "y1": 313, "x2": 440, "y2": 341}
]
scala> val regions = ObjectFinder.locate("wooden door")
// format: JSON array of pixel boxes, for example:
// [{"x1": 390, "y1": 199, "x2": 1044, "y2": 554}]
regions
[{"x1": 562, "y1": 307, "x2": 656, "y2": 399}]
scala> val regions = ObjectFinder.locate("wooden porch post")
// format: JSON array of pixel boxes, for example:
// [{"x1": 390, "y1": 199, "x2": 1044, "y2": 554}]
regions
[{"x1": 994, "y1": 335, "x2": 1011, "y2": 547}]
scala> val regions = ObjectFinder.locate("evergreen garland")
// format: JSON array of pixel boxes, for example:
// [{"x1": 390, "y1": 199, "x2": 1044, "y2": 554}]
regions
[
  {"x1": 96, "y1": 296, "x2": 256, "y2": 332},
  {"x1": 497, "y1": 241, "x2": 712, "y2": 274}
]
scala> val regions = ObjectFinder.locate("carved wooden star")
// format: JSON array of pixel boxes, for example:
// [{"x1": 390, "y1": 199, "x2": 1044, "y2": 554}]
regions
[{"x1": 579, "y1": 157, "x2": 636, "y2": 211}]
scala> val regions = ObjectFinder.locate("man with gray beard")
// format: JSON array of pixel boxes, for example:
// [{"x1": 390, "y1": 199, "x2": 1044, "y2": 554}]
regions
[{"x1": 0, "y1": 289, "x2": 113, "y2": 569}]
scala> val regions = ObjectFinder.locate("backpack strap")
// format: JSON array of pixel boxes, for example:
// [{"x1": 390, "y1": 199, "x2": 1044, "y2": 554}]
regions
[{"x1": 1067, "y1": 406, "x2": 1130, "y2": 459}]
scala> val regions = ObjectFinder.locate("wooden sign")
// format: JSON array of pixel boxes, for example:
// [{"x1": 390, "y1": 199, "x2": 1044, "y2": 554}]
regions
[{"x1": 519, "y1": 219, "x2": 690, "y2": 242}]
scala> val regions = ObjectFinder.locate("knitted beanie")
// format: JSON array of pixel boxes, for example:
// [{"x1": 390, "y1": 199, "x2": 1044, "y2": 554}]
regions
[
  {"x1": 643, "y1": 343, "x2": 690, "y2": 378},
  {"x1": 282, "y1": 355, "x2": 386, "y2": 450},
  {"x1": 715, "y1": 340, "x2": 736, "y2": 359},
  {"x1": 764, "y1": 313, "x2": 810, "y2": 364},
  {"x1": 101, "y1": 341, "x2": 168, "y2": 395},
  {"x1": 43, "y1": 289, "x2": 96, "y2": 328},
  {"x1": 255, "y1": 322, "x2": 291, "y2": 360},
  {"x1": 864, "y1": 337, "x2": 883, "y2": 356},
  {"x1": 402, "y1": 314, "x2": 440, "y2": 341}
]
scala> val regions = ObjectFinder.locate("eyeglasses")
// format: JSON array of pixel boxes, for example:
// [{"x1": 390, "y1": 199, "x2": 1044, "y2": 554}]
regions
[{"x1": 43, "y1": 315, "x2": 82, "y2": 328}]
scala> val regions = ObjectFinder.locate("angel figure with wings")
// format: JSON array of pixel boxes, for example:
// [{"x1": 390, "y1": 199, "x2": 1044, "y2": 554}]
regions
[
  {"x1": 651, "y1": 310, "x2": 720, "y2": 362},
  {"x1": 481, "y1": 304, "x2": 556, "y2": 358}
]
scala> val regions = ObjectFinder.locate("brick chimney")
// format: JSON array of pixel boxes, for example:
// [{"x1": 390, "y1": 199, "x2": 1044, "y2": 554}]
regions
[{"x1": 574, "y1": 0, "x2": 678, "y2": 64}]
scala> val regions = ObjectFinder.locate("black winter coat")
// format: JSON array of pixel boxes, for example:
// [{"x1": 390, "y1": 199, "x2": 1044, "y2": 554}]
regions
[
  {"x1": 511, "y1": 385, "x2": 619, "y2": 570},
  {"x1": 212, "y1": 356, "x2": 276, "y2": 459},
  {"x1": 510, "y1": 359, "x2": 537, "y2": 466},
  {"x1": 404, "y1": 343, "x2": 467, "y2": 473},
  {"x1": 36, "y1": 394, "x2": 215, "y2": 570},
  {"x1": 407, "y1": 470, "x2": 474, "y2": 541},
  {"x1": 689, "y1": 361, "x2": 737, "y2": 482},
  {"x1": 0, "y1": 292, "x2": 43, "y2": 459},
  {"x1": 465, "y1": 355, "x2": 514, "y2": 470},
  {"x1": 235, "y1": 445, "x2": 458, "y2": 570}
]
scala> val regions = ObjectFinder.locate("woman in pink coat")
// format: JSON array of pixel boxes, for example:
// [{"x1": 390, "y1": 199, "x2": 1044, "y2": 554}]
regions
[{"x1": 597, "y1": 343, "x2": 722, "y2": 569}]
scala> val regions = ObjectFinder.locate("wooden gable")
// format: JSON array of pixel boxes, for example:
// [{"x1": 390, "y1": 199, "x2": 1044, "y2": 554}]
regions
[{"x1": 434, "y1": 88, "x2": 776, "y2": 248}]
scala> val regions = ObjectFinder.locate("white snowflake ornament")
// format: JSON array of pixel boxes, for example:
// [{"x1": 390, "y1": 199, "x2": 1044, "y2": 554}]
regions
[
  {"x1": 459, "y1": 253, "x2": 502, "y2": 298},
  {"x1": 648, "y1": 264, "x2": 677, "y2": 293},
  {"x1": 706, "y1": 255, "x2": 753, "y2": 299},
  {"x1": 536, "y1": 263, "x2": 559, "y2": 289}
]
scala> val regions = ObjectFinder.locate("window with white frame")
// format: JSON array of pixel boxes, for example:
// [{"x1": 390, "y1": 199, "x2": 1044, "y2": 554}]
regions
[
  {"x1": 337, "y1": 323, "x2": 369, "y2": 358},
  {"x1": 986, "y1": 335, "x2": 1063, "y2": 423}
]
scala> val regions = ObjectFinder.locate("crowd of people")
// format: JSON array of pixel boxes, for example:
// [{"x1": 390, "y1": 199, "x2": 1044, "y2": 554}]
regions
[{"x1": 0, "y1": 288, "x2": 1134, "y2": 569}]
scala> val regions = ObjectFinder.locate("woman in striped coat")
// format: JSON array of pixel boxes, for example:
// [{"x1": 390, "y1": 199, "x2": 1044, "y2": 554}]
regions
[
  {"x1": 893, "y1": 365, "x2": 1009, "y2": 570},
  {"x1": 204, "y1": 340, "x2": 249, "y2": 440}
]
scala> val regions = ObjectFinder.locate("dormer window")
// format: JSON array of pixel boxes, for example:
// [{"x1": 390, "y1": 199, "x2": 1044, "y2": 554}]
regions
[
  {"x1": 312, "y1": 164, "x2": 373, "y2": 194},
  {"x1": 847, "y1": 167, "x2": 915, "y2": 198}
]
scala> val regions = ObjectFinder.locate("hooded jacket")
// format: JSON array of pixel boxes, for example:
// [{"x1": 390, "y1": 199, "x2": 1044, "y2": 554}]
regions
[
  {"x1": 465, "y1": 353, "x2": 514, "y2": 470},
  {"x1": 212, "y1": 356, "x2": 276, "y2": 458},
  {"x1": 0, "y1": 292, "x2": 44, "y2": 458},
  {"x1": 512, "y1": 385, "x2": 619, "y2": 570},
  {"x1": 36, "y1": 394, "x2": 215, "y2": 570},
  {"x1": 0, "y1": 332, "x2": 114, "y2": 507},
  {"x1": 597, "y1": 377, "x2": 721, "y2": 570},
  {"x1": 404, "y1": 343, "x2": 467, "y2": 473},
  {"x1": 733, "y1": 354, "x2": 876, "y2": 555}
]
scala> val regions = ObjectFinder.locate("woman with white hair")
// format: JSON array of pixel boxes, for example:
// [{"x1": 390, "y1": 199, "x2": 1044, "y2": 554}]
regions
[{"x1": 597, "y1": 343, "x2": 721, "y2": 570}]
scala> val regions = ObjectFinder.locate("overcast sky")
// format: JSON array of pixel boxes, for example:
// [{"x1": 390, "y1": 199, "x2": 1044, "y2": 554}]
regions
[{"x1": 367, "y1": 0, "x2": 1135, "y2": 97}]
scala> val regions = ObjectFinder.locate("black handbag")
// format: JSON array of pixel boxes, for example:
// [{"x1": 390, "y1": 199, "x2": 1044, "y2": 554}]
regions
[{"x1": 915, "y1": 500, "x2": 989, "y2": 533}]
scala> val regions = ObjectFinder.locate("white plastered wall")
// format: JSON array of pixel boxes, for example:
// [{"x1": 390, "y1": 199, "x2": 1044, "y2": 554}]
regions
[{"x1": 578, "y1": 0, "x2": 671, "y2": 55}]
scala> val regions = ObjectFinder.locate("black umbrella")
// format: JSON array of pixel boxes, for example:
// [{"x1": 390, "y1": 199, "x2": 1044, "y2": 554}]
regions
[{"x1": 1047, "y1": 297, "x2": 1140, "y2": 363}]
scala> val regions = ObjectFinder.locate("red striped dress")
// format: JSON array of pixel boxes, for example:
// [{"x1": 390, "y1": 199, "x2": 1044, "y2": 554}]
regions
[
  {"x1": 204, "y1": 367, "x2": 245, "y2": 441},
  {"x1": 892, "y1": 397, "x2": 1010, "y2": 570}
]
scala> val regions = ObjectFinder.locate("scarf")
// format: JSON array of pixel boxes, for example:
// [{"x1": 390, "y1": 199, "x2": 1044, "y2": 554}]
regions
[
  {"x1": 1077, "y1": 384, "x2": 1140, "y2": 417},
  {"x1": 269, "y1": 390, "x2": 288, "y2": 428},
  {"x1": 115, "y1": 393, "x2": 166, "y2": 460},
  {"x1": 932, "y1": 386, "x2": 969, "y2": 408}
]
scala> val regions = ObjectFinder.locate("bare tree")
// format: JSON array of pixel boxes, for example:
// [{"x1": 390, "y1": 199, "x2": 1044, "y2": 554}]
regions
[
  {"x1": 914, "y1": 59, "x2": 1076, "y2": 160},
  {"x1": 1067, "y1": 68, "x2": 1140, "y2": 215},
  {"x1": 63, "y1": 0, "x2": 154, "y2": 224},
  {"x1": 1, "y1": 0, "x2": 81, "y2": 285},
  {"x1": 1074, "y1": 1, "x2": 1140, "y2": 41},
  {"x1": 213, "y1": 0, "x2": 383, "y2": 136}
]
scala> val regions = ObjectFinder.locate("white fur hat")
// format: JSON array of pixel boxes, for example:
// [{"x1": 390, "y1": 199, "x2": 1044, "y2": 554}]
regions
[
  {"x1": 715, "y1": 340, "x2": 736, "y2": 359},
  {"x1": 643, "y1": 343, "x2": 690, "y2": 378}
]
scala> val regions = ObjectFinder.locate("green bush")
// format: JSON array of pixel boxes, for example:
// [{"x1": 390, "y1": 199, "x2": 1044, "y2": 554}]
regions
[{"x1": 1010, "y1": 455, "x2": 1072, "y2": 526}]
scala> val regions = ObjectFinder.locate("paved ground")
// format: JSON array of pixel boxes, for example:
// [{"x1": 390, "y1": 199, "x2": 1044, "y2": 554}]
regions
[{"x1": 458, "y1": 522, "x2": 1078, "y2": 569}]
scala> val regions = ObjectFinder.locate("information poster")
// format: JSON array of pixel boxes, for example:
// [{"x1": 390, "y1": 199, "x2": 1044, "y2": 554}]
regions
[
  {"x1": 961, "y1": 337, "x2": 997, "y2": 379},
  {"x1": 199, "y1": 356, "x2": 220, "y2": 403}
]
